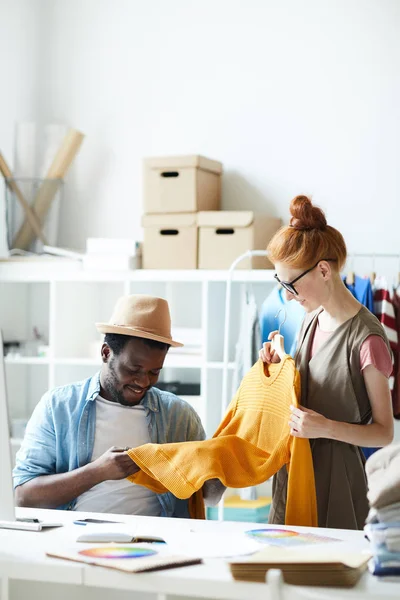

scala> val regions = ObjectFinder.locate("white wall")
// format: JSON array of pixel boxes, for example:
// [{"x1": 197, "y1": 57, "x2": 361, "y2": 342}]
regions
[
  {"x1": 0, "y1": 0, "x2": 44, "y2": 255},
  {"x1": 14, "y1": 0, "x2": 400, "y2": 256}
]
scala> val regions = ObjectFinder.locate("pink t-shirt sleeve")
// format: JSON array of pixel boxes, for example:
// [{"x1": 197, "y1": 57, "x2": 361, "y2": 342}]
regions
[{"x1": 360, "y1": 335, "x2": 393, "y2": 378}]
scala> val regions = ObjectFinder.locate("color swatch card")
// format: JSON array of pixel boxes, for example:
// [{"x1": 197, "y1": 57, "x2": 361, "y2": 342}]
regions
[
  {"x1": 46, "y1": 544, "x2": 202, "y2": 573},
  {"x1": 246, "y1": 528, "x2": 341, "y2": 547}
]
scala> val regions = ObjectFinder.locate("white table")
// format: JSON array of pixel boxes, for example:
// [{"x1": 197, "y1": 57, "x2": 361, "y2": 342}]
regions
[{"x1": 0, "y1": 508, "x2": 399, "y2": 600}]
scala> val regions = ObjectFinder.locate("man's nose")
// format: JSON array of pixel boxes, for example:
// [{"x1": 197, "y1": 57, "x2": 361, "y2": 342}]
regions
[{"x1": 133, "y1": 371, "x2": 150, "y2": 388}]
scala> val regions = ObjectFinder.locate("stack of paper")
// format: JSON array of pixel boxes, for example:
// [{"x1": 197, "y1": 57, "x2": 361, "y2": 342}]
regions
[
  {"x1": 229, "y1": 547, "x2": 371, "y2": 587},
  {"x1": 83, "y1": 238, "x2": 141, "y2": 270}
]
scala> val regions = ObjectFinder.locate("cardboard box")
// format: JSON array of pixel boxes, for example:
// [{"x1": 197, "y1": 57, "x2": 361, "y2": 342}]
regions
[
  {"x1": 144, "y1": 155, "x2": 222, "y2": 214},
  {"x1": 142, "y1": 213, "x2": 197, "y2": 269},
  {"x1": 197, "y1": 211, "x2": 282, "y2": 269}
]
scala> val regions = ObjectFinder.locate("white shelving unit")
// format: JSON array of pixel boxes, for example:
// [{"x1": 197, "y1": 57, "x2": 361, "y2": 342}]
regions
[{"x1": 0, "y1": 263, "x2": 276, "y2": 453}]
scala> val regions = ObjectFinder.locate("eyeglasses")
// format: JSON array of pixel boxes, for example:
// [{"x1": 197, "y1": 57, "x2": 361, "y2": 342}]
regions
[{"x1": 274, "y1": 259, "x2": 337, "y2": 296}]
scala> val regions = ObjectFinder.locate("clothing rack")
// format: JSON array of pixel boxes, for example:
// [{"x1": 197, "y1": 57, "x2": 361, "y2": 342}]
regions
[
  {"x1": 347, "y1": 253, "x2": 400, "y2": 258},
  {"x1": 219, "y1": 249, "x2": 269, "y2": 521},
  {"x1": 346, "y1": 253, "x2": 400, "y2": 284}
]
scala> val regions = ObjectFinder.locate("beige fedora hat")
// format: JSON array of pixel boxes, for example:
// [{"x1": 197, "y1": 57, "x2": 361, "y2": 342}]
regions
[{"x1": 95, "y1": 295, "x2": 183, "y2": 347}]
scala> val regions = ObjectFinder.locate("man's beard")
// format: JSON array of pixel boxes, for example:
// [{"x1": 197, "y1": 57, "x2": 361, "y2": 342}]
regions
[{"x1": 103, "y1": 359, "x2": 130, "y2": 406}]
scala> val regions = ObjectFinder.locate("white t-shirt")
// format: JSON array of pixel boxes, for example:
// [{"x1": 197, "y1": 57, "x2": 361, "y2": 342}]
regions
[{"x1": 74, "y1": 396, "x2": 161, "y2": 515}]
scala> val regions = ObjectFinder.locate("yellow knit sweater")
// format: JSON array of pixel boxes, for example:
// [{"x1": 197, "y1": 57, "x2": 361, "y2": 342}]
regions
[{"x1": 127, "y1": 356, "x2": 317, "y2": 526}]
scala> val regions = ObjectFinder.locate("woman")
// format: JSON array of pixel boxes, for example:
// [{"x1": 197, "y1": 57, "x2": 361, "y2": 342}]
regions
[{"x1": 261, "y1": 195, "x2": 394, "y2": 529}]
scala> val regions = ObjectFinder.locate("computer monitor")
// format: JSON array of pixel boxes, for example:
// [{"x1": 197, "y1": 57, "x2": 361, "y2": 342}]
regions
[
  {"x1": 0, "y1": 330, "x2": 16, "y2": 524},
  {"x1": 0, "y1": 330, "x2": 62, "y2": 531}
]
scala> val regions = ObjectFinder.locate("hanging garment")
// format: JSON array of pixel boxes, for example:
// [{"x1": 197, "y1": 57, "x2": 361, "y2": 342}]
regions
[
  {"x1": 127, "y1": 356, "x2": 318, "y2": 527},
  {"x1": 259, "y1": 286, "x2": 304, "y2": 356},
  {"x1": 373, "y1": 276, "x2": 397, "y2": 367},
  {"x1": 269, "y1": 306, "x2": 391, "y2": 530},
  {"x1": 231, "y1": 289, "x2": 261, "y2": 395},
  {"x1": 373, "y1": 276, "x2": 398, "y2": 420},
  {"x1": 390, "y1": 286, "x2": 400, "y2": 418},
  {"x1": 343, "y1": 275, "x2": 374, "y2": 312}
]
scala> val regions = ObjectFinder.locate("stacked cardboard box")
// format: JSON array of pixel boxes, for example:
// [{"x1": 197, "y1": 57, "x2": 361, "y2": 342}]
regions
[
  {"x1": 197, "y1": 211, "x2": 281, "y2": 270},
  {"x1": 142, "y1": 155, "x2": 282, "y2": 269},
  {"x1": 142, "y1": 155, "x2": 222, "y2": 269}
]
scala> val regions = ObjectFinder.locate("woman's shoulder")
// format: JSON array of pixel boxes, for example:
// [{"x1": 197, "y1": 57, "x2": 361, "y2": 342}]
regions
[{"x1": 352, "y1": 306, "x2": 388, "y2": 341}]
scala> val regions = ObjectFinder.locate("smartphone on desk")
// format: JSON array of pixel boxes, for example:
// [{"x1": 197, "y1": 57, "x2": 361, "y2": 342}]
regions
[{"x1": 73, "y1": 518, "x2": 121, "y2": 525}]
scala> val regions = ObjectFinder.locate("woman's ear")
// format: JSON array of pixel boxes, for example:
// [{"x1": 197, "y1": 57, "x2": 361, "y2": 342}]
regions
[{"x1": 318, "y1": 260, "x2": 332, "y2": 281}]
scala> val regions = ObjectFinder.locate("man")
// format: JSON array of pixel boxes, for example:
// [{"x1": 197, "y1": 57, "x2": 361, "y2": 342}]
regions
[{"x1": 14, "y1": 294, "x2": 218, "y2": 518}]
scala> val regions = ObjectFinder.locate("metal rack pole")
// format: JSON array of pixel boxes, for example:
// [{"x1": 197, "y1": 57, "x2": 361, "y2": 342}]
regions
[
  {"x1": 217, "y1": 249, "x2": 269, "y2": 521},
  {"x1": 347, "y1": 253, "x2": 400, "y2": 258}
]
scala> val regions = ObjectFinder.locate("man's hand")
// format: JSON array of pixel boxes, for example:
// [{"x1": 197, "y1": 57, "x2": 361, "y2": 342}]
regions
[{"x1": 90, "y1": 446, "x2": 140, "y2": 482}]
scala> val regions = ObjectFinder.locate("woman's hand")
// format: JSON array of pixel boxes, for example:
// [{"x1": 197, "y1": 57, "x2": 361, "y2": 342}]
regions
[
  {"x1": 288, "y1": 405, "x2": 331, "y2": 439},
  {"x1": 259, "y1": 330, "x2": 281, "y2": 364}
]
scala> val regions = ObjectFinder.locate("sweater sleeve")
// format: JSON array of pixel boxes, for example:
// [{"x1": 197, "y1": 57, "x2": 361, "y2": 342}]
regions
[
  {"x1": 285, "y1": 370, "x2": 318, "y2": 526},
  {"x1": 128, "y1": 435, "x2": 290, "y2": 499}
]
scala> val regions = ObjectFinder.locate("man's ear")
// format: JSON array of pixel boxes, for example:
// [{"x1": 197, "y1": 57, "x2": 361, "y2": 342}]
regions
[{"x1": 101, "y1": 343, "x2": 112, "y2": 363}]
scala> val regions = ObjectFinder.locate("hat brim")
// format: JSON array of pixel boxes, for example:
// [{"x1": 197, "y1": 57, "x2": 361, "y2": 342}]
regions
[{"x1": 95, "y1": 323, "x2": 183, "y2": 348}]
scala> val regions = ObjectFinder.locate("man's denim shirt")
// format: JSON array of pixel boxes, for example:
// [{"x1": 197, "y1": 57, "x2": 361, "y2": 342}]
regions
[{"x1": 13, "y1": 372, "x2": 206, "y2": 518}]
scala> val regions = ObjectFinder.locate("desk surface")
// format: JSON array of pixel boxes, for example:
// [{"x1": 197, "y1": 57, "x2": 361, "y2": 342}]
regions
[{"x1": 0, "y1": 507, "x2": 399, "y2": 600}]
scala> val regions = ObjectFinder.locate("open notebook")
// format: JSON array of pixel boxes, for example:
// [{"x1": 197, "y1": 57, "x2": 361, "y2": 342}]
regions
[
  {"x1": 47, "y1": 545, "x2": 202, "y2": 573},
  {"x1": 229, "y1": 547, "x2": 371, "y2": 587}
]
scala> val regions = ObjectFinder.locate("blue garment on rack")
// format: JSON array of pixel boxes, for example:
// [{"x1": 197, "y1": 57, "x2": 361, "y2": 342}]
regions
[
  {"x1": 259, "y1": 286, "x2": 305, "y2": 356},
  {"x1": 343, "y1": 275, "x2": 374, "y2": 312}
]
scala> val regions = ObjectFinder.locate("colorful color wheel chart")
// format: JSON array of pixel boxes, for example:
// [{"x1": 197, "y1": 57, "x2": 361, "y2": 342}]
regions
[
  {"x1": 245, "y1": 528, "x2": 337, "y2": 546},
  {"x1": 79, "y1": 546, "x2": 157, "y2": 559}
]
